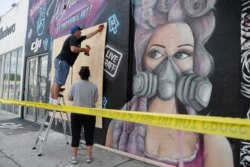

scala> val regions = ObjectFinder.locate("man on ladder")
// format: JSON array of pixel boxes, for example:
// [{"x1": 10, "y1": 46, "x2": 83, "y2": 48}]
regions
[
  {"x1": 32, "y1": 24, "x2": 104, "y2": 156},
  {"x1": 50, "y1": 24, "x2": 104, "y2": 104}
]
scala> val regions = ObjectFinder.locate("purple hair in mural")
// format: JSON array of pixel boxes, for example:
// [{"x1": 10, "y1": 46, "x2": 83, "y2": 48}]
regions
[
  {"x1": 106, "y1": 0, "x2": 234, "y2": 166},
  {"x1": 49, "y1": 0, "x2": 106, "y2": 38}
]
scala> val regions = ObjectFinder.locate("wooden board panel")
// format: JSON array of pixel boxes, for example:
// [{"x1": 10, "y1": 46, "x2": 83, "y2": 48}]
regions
[{"x1": 51, "y1": 23, "x2": 107, "y2": 128}]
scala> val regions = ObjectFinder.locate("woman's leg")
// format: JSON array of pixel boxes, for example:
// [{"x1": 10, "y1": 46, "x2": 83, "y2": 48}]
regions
[
  {"x1": 70, "y1": 114, "x2": 83, "y2": 156},
  {"x1": 71, "y1": 147, "x2": 78, "y2": 157},
  {"x1": 86, "y1": 145, "x2": 93, "y2": 156},
  {"x1": 83, "y1": 115, "x2": 96, "y2": 157}
]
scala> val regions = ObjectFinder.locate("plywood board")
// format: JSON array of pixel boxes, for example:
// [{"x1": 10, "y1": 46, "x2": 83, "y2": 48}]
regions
[{"x1": 51, "y1": 23, "x2": 107, "y2": 128}]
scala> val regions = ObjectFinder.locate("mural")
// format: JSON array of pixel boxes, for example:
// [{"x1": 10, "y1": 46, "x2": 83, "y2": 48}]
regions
[
  {"x1": 241, "y1": 0, "x2": 250, "y2": 166},
  {"x1": 22, "y1": 0, "x2": 244, "y2": 165},
  {"x1": 49, "y1": 0, "x2": 107, "y2": 38},
  {"x1": 104, "y1": 45, "x2": 123, "y2": 78},
  {"x1": 106, "y1": 0, "x2": 235, "y2": 166},
  {"x1": 26, "y1": 0, "x2": 56, "y2": 56},
  {"x1": 26, "y1": 0, "x2": 107, "y2": 55},
  {"x1": 25, "y1": 0, "x2": 132, "y2": 143}
]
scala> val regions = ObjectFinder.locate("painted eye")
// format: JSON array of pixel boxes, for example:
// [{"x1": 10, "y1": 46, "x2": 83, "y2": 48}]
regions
[
  {"x1": 148, "y1": 50, "x2": 163, "y2": 59},
  {"x1": 174, "y1": 52, "x2": 190, "y2": 60}
]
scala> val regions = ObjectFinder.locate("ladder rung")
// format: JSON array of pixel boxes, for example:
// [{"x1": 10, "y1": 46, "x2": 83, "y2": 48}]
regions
[
  {"x1": 58, "y1": 94, "x2": 63, "y2": 97},
  {"x1": 38, "y1": 136, "x2": 44, "y2": 141},
  {"x1": 32, "y1": 95, "x2": 71, "y2": 156},
  {"x1": 43, "y1": 122, "x2": 50, "y2": 126}
]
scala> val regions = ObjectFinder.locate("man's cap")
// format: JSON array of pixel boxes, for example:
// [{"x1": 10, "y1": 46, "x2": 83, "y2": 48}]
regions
[{"x1": 70, "y1": 25, "x2": 82, "y2": 34}]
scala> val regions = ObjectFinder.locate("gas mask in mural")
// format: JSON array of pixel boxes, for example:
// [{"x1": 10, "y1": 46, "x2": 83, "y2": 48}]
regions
[{"x1": 133, "y1": 58, "x2": 212, "y2": 111}]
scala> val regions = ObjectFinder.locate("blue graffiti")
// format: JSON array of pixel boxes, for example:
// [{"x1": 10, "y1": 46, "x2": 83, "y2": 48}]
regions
[
  {"x1": 103, "y1": 97, "x2": 108, "y2": 108},
  {"x1": 37, "y1": 3, "x2": 46, "y2": 36},
  {"x1": 43, "y1": 38, "x2": 48, "y2": 50},
  {"x1": 108, "y1": 14, "x2": 119, "y2": 34}
]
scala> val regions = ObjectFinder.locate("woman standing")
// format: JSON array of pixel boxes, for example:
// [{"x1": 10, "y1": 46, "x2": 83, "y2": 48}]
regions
[{"x1": 68, "y1": 66, "x2": 98, "y2": 164}]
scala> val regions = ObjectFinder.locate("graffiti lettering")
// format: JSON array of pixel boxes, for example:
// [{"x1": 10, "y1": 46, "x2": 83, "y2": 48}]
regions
[
  {"x1": 104, "y1": 46, "x2": 123, "y2": 78},
  {"x1": 108, "y1": 14, "x2": 120, "y2": 34},
  {"x1": 37, "y1": 4, "x2": 46, "y2": 36},
  {"x1": 66, "y1": 0, "x2": 79, "y2": 9},
  {"x1": 103, "y1": 97, "x2": 108, "y2": 108},
  {"x1": 43, "y1": 38, "x2": 48, "y2": 50},
  {"x1": 30, "y1": 0, "x2": 46, "y2": 18},
  {"x1": 56, "y1": 5, "x2": 93, "y2": 34},
  {"x1": 80, "y1": 5, "x2": 93, "y2": 18},
  {"x1": 105, "y1": 59, "x2": 117, "y2": 72}
]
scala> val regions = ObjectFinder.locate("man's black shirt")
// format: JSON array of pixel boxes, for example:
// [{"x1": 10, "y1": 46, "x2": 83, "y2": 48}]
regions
[{"x1": 56, "y1": 35, "x2": 86, "y2": 66}]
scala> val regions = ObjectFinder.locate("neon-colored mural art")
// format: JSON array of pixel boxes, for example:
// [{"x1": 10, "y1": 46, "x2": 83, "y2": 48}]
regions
[
  {"x1": 106, "y1": 1, "x2": 234, "y2": 166},
  {"x1": 108, "y1": 14, "x2": 120, "y2": 35}
]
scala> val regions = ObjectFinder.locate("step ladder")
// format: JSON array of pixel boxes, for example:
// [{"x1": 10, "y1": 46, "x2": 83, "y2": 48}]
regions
[{"x1": 32, "y1": 88, "x2": 72, "y2": 156}]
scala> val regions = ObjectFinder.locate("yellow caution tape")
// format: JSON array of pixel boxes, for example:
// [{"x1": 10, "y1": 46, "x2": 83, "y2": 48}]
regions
[{"x1": 0, "y1": 98, "x2": 250, "y2": 140}]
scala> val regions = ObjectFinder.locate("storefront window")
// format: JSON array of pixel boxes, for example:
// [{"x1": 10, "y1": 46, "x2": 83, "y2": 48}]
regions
[
  {"x1": 40, "y1": 56, "x2": 48, "y2": 102},
  {"x1": 0, "y1": 48, "x2": 23, "y2": 113},
  {"x1": 16, "y1": 49, "x2": 22, "y2": 100},
  {"x1": 3, "y1": 53, "x2": 11, "y2": 99},
  {"x1": 0, "y1": 56, "x2": 3, "y2": 98},
  {"x1": 10, "y1": 50, "x2": 17, "y2": 100}
]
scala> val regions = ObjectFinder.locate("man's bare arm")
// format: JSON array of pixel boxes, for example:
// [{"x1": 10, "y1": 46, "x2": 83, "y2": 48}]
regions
[{"x1": 86, "y1": 24, "x2": 104, "y2": 39}]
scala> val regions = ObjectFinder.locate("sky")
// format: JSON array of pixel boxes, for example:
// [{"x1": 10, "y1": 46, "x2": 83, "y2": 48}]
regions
[{"x1": 0, "y1": 0, "x2": 21, "y2": 16}]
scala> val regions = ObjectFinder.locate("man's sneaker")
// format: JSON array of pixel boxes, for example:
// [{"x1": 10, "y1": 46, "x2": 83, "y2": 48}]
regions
[
  {"x1": 85, "y1": 155, "x2": 93, "y2": 163},
  {"x1": 68, "y1": 156, "x2": 77, "y2": 164}
]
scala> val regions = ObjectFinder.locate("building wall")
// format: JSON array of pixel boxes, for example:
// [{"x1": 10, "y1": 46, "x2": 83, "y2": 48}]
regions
[
  {"x1": 24, "y1": 0, "x2": 132, "y2": 140},
  {"x1": 0, "y1": 0, "x2": 29, "y2": 53},
  {"x1": 25, "y1": 0, "x2": 56, "y2": 56},
  {"x1": 106, "y1": 0, "x2": 243, "y2": 167},
  {"x1": 12, "y1": 0, "x2": 248, "y2": 166},
  {"x1": 0, "y1": 0, "x2": 29, "y2": 116}
]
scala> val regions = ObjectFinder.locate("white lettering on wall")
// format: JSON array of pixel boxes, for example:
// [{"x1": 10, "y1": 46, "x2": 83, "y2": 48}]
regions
[
  {"x1": 104, "y1": 45, "x2": 123, "y2": 78},
  {"x1": 31, "y1": 38, "x2": 42, "y2": 52}
]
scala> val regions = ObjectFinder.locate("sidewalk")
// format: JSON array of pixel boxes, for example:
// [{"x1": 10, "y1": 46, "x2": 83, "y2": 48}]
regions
[{"x1": 0, "y1": 110, "x2": 164, "y2": 167}]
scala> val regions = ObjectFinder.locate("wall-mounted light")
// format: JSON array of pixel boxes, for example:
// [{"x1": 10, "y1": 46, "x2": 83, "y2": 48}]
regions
[{"x1": 11, "y1": 3, "x2": 17, "y2": 8}]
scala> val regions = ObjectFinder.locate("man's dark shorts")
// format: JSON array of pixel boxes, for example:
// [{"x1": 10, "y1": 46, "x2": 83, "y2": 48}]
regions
[{"x1": 54, "y1": 58, "x2": 70, "y2": 85}]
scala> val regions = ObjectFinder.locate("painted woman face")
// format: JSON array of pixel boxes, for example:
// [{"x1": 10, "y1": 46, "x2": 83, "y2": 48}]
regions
[{"x1": 143, "y1": 23, "x2": 194, "y2": 73}]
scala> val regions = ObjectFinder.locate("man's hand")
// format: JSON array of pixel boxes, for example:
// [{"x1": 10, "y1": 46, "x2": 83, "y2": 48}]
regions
[
  {"x1": 83, "y1": 47, "x2": 90, "y2": 53},
  {"x1": 84, "y1": 45, "x2": 91, "y2": 56},
  {"x1": 97, "y1": 24, "x2": 104, "y2": 32},
  {"x1": 86, "y1": 24, "x2": 104, "y2": 39},
  {"x1": 70, "y1": 45, "x2": 90, "y2": 53}
]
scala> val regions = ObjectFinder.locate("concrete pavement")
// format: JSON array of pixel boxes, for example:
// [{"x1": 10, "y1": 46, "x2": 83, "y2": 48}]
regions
[{"x1": 0, "y1": 110, "x2": 166, "y2": 167}]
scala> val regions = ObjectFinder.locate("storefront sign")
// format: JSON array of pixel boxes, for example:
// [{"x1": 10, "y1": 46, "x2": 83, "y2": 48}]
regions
[
  {"x1": 31, "y1": 38, "x2": 42, "y2": 52},
  {"x1": 0, "y1": 23, "x2": 16, "y2": 40}
]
